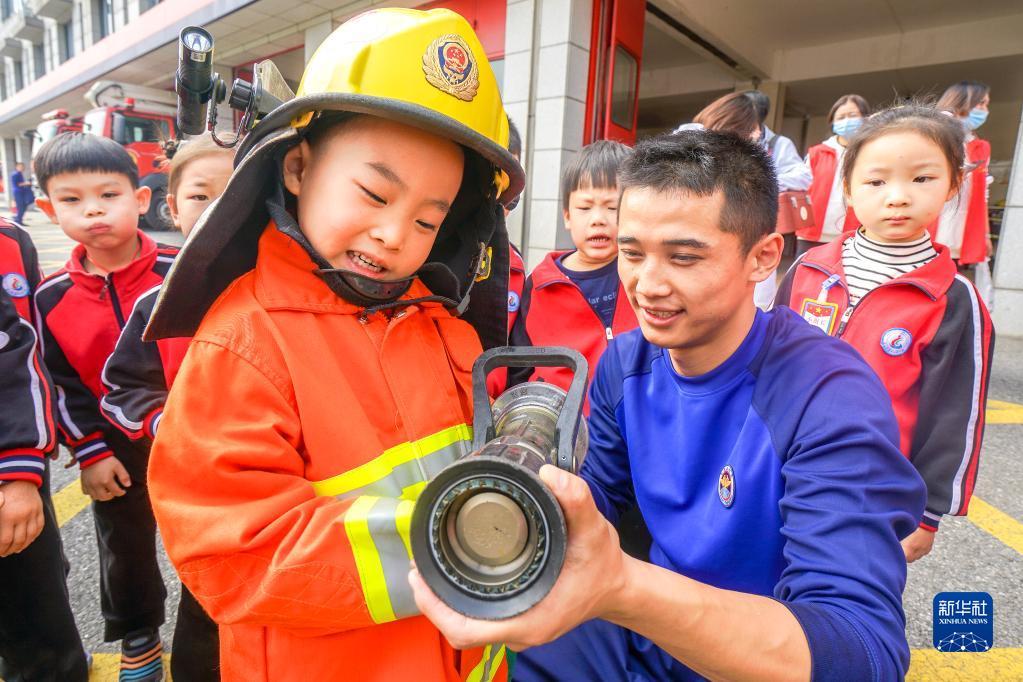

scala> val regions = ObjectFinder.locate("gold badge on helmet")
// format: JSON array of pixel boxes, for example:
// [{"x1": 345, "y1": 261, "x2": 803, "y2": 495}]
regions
[{"x1": 422, "y1": 34, "x2": 479, "y2": 102}]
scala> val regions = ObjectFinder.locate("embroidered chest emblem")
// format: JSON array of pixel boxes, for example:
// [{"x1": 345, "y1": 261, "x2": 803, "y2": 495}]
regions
[
  {"x1": 2, "y1": 273, "x2": 29, "y2": 298},
  {"x1": 718, "y1": 465, "x2": 735, "y2": 508},
  {"x1": 423, "y1": 34, "x2": 479, "y2": 101},
  {"x1": 880, "y1": 327, "x2": 912, "y2": 356}
]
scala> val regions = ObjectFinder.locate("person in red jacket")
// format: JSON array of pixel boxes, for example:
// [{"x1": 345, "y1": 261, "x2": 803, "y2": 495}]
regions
[
  {"x1": 777, "y1": 104, "x2": 994, "y2": 563},
  {"x1": 798, "y1": 94, "x2": 871, "y2": 256},
  {"x1": 0, "y1": 222, "x2": 89, "y2": 681},
  {"x1": 32, "y1": 132, "x2": 172, "y2": 681},
  {"x1": 509, "y1": 140, "x2": 637, "y2": 406},
  {"x1": 934, "y1": 81, "x2": 994, "y2": 269},
  {"x1": 101, "y1": 134, "x2": 234, "y2": 682}
]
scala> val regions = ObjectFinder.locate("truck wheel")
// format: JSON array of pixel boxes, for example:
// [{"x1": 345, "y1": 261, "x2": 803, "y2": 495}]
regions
[{"x1": 142, "y1": 185, "x2": 174, "y2": 231}]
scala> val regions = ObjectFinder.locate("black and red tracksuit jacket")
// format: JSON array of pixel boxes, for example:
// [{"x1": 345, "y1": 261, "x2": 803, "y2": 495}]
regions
[
  {"x1": 33, "y1": 231, "x2": 177, "y2": 468},
  {"x1": 487, "y1": 244, "x2": 527, "y2": 397},
  {"x1": 0, "y1": 221, "x2": 55, "y2": 487},
  {"x1": 777, "y1": 233, "x2": 994, "y2": 530},
  {"x1": 100, "y1": 286, "x2": 189, "y2": 441},
  {"x1": 508, "y1": 251, "x2": 637, "y2": 411}
]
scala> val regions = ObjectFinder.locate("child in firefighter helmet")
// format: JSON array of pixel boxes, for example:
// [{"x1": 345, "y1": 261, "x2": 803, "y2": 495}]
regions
[{"x1": 146, "y1": 8, "x2": 522, "y2": 681}]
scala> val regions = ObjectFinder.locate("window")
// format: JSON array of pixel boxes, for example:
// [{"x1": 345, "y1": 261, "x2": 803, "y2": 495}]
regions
[
  {"x1": 609, "y1": 46, "x2": 638, "y2": 130},
  {"x1": 94, "y1": 0, "x2": 114, "y2": 40},
  {"x1": 139, "y1": 0, "x2": 161, "y2": 11},
  {"x1": 13, "y1": 60, "x2": 23, "y2": 91},
  {"x1": 33, "y1": 43, "x2": 44, "y2": 79},
  {"x1": 60, "y1": 21, "x2": 73, "y2": 61},
  {"x1": 0, "y1": 0, "x2": 12, "y2": 21},
  {"x1": 120, "y1": 115, "x2": 170, "y2": 144}
]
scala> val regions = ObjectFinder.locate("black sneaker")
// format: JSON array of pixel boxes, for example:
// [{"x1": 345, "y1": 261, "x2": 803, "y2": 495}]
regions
[{"x1": 119, "y1": 628, "x2": 163, "y2": 682}]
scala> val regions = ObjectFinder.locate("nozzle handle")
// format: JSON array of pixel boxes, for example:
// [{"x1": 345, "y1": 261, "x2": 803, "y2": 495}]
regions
[{"x1": 471, "y1": 346, "x2": 588, "y2": 472}]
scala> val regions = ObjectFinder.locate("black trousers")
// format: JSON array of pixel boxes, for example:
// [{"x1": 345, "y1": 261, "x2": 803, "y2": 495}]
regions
[
  {"x1": 93, "y1": 436, "x2": 166, "y2": 642},
  {"x1": 0, "y1": 462, "x2": 88, "y2": 682},
  {"x1": 171, "y1": 585, "x2": 221, "y2": 681}
]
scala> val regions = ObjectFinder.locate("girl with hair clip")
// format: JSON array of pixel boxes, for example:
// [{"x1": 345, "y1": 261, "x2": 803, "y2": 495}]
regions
[
  {"x1": 800, "y1": 94, "x2": 871, "y2": 256},
  {"x1": 935, "y1": 81, "x2": 994, "y2": 299}
]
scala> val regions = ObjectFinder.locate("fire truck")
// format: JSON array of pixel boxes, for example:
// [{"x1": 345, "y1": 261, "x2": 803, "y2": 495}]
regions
[{"x1": 32, "y1": 80, "x2": 177, "y2": 230}]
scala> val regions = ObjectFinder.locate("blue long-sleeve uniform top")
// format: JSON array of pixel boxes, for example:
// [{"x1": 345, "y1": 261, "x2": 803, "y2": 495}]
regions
[{"x1": 581, "y1": 307, "x2": 925, "y2": 681}]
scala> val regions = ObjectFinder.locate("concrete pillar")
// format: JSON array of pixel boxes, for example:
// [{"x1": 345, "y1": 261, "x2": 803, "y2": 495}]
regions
[
  {"x1": 992, "y1": 105, "x2": 1023, "y2": 337},
  {"x1": 503, "y1": 0, "x2": 592, "y2": 270},
  {"x1": 304, "y1": 20, "x2": 333, "y2": 65}
]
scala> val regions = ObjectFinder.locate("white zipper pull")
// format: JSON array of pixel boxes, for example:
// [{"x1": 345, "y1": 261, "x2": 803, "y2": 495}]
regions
[
  {"x1": 605, "y1": 327, "x2": 613, "y2": 341},
  {"x1": 836, "y1": 307, "x2": 854, "y2": 336}
]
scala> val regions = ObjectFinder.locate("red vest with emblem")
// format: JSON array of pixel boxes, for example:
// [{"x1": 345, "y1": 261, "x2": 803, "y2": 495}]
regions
[
  {"x1": 802, "y1": 142, "x2": 858, "y2": 242},
  {"x1": 0, "y1": 221, "x2": 38, "y2": 321},
  {"x1": 927, "y1": 138, "x2": 990, "y2": 265}
]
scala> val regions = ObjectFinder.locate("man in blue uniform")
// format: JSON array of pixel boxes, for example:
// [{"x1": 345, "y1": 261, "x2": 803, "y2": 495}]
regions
[{"x1": 411, "y1": 130, "x2": 926, "y2": 681}]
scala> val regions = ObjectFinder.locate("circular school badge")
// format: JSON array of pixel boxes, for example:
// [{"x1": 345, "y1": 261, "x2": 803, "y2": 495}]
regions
[
  {"x1": 718, "y1": 465, "x2": 735, "y2": 508},
  {"x1": 508, "y1": 291, "x2": 520, "y2": 313},
  {"x1": 880, "y1": 327, "x2": 912, "y2": 357},
  {"x1": 0, "y1": 330, "x2": 8, "y2": 350},
  {"x1": 422, "y1": 34, "x2": 479, "y2": 102},
  {"x1": 2, "y1": 273, "x2": 29, "y2": 299}
]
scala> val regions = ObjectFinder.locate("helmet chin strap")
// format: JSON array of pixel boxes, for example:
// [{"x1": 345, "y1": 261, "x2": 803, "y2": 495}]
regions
[{"x1": 266, "y1": 182, "x2": 467, "y2": 314}]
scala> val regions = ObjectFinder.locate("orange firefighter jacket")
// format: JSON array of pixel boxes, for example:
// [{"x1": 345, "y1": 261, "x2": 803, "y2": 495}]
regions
[{"x1": 149, "y1": 224, "x2": 507, "y2": 681}]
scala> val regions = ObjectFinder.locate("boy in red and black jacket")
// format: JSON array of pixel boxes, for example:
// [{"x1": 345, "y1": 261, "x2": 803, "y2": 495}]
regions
[
  {"x1": 509, "y1": 141, "x2": 637, "y2": 406},
  {"x1": 777, "y1": 105, "x2": 994, "y2": 563},
  {"x1": 32, "y1": 132, "x2": 173, "y2": 681},
  {"x1": 0, "y1": 220, "x2": 89, "y2": 681}
]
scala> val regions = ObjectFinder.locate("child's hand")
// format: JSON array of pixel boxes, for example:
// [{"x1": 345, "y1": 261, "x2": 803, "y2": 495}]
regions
[
  {"x1": 0, "y1": 480, "x2": 44, "y2": 556},
  {"x1": 81, "y1": 457, "x2": 132, "y2": 501},
  {"x1": 901, "y1": 526, "x2": 936, "y2": 563}
]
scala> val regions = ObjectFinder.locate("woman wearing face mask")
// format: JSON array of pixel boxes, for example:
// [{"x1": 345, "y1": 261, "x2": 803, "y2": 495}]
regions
[
  {"x1": 798, "y1": 94, "x2": 871, "y2": 256},
  {"x1": 935, "y1": 81, "x2": 993, "y2": 270}
]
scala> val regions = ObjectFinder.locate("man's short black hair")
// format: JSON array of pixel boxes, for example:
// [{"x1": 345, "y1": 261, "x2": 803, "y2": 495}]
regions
[
  {"x1": 561, "y1": 140, "x2": 631, "y2": 211},
  {"x1": 507, "y1": 117, "x2": 522, "y2": 159},
  {"x1": 619, "y1": 130, "x2": 777, "y2": 252},
  {"x1": 33, "y1": 132, "x2": 139, "y2": 195}
]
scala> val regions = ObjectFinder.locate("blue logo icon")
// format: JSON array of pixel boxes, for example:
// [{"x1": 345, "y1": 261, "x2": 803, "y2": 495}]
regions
[
  {"x1": 718, "y1": 465, "x2": 735, "y2": 508},
  {"x1": 2, "y1": 273, "x2": 29, "y2": 298},
  {"x1": 508, "y1": 291, "x2": 520, "y2": 313},
  {"x1": 880, "y1": 327, "x2": 912, "y2": 356},
  {"x1": 933, "y1": 592, "x2": 992, "y2": 652}
]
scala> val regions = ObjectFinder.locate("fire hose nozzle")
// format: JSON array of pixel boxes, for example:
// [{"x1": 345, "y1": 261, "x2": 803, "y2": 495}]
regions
[{"x1": 411, "y1": 347, "x2": 588, "y2": 619}]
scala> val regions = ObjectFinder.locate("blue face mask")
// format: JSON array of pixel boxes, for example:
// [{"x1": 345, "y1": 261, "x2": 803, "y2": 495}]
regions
[
  {"x1": 832, "y1": 117, "x2": 862, "y2": 138},
  {"x1": 965, "y1": 108, "x2": 988, "y2": 131}
]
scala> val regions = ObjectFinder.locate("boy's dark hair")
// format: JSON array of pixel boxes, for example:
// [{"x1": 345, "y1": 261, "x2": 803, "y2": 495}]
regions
[
  {"x1": 744, "y1": 90, "x2": 770, "y2": 125},
  {"x1": 620, "y1": 130, "x2": 778, "y2": 252},
  {"x1": 936, "y1": 81, "x2": 990, "y2": 117},
  {"x1": 561, "y1": 140, "x2": 631, "y2": 211},
  {"x1": 840, "y1": 103, "x2": 965, "y2": 196},
  {"x1": 34, "y1": 132, "x2": 139, "y2": 194},
  {"x1": 507, "y1": 117, "x2": 522, "y2": 159},
  {"x1": 828, "y1": 94, "x2": 870, "y2": 124}
]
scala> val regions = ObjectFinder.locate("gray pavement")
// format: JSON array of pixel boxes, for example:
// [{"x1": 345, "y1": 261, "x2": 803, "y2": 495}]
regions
[{"x1": 8, "y1": 206, "x2": 1023, "y2": 676}]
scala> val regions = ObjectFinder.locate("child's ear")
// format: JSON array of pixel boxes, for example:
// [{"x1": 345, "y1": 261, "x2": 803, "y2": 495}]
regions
[
  {"x1": 135, "y1": 186, "x2": 152, "y2": 215},
  {"x1": 166, "y1": 193, "x2": 180, "y2": 229},
  {"x1": 34, "y1": 197, "x2": 56, "y2": 223},
  {"x1": 562, "y1": 208, "x2": 571, "y2": 226},
  {"x1": 749, "y1": 232, "x2": 784, "y2": 284},
  {"x1": 282, "y1": 141, "x2": 312, "y2": 197}
]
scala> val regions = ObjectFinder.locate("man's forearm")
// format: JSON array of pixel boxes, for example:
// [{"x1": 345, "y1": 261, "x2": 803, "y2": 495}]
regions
[{"x1": 607, "y1": 556, "x2": 811, "y2": 682}]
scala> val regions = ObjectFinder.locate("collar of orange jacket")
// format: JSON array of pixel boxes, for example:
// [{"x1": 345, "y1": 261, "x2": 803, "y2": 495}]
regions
[{"x1": 253, "y1": 222, "x2": 445, "y2": 316}]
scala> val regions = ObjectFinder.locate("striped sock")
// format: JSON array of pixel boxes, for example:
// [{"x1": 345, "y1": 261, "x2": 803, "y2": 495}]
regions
[{"x1": 120, "y1": 630, "x2": 163, "y2": 682}]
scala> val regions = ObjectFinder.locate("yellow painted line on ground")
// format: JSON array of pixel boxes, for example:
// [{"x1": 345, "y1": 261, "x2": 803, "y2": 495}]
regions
[
  {"x1": 968, "y1": 497, "x2": 1023, "y2": 556},
  {"x1": 909, "y1": 648, "x2": 1023, "y2": 681},
  {"x1": 987, "y1": 399, "x2": 1023, "y2": 424},
  {"x1": 89, "y1": 653, "x2": 173, "y2": 681},
  {"x1": 53, "y1": 476, "x2": 91, "y2": 527}
]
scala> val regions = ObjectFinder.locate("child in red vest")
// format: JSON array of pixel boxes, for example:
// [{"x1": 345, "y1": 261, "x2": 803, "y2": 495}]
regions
[
  {"x1": 32, "y1": 132, "x2": 173, "y2": 681},
  {"x1": 777, "y1": 104, "x2": 994, "y2": 563},
  {"x1": 509, "y1": 141, "x2": 637, "y2": 405},
  {"x1": 934, "y1": 81, "x2": 993, "y2": 270},
  {"x1": 101, "y1": 135, "x2": 234, "y2": 682}
]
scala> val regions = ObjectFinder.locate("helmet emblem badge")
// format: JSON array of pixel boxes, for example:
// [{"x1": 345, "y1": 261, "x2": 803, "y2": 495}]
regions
[{"x1": 423, "y1": 34, "x2": 480, "y2": 102}]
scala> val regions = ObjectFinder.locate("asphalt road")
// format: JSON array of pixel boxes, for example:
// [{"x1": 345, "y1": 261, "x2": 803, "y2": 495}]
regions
[{"x1": 9, "y1": 207, "x2": 1023, "y2": 680}]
